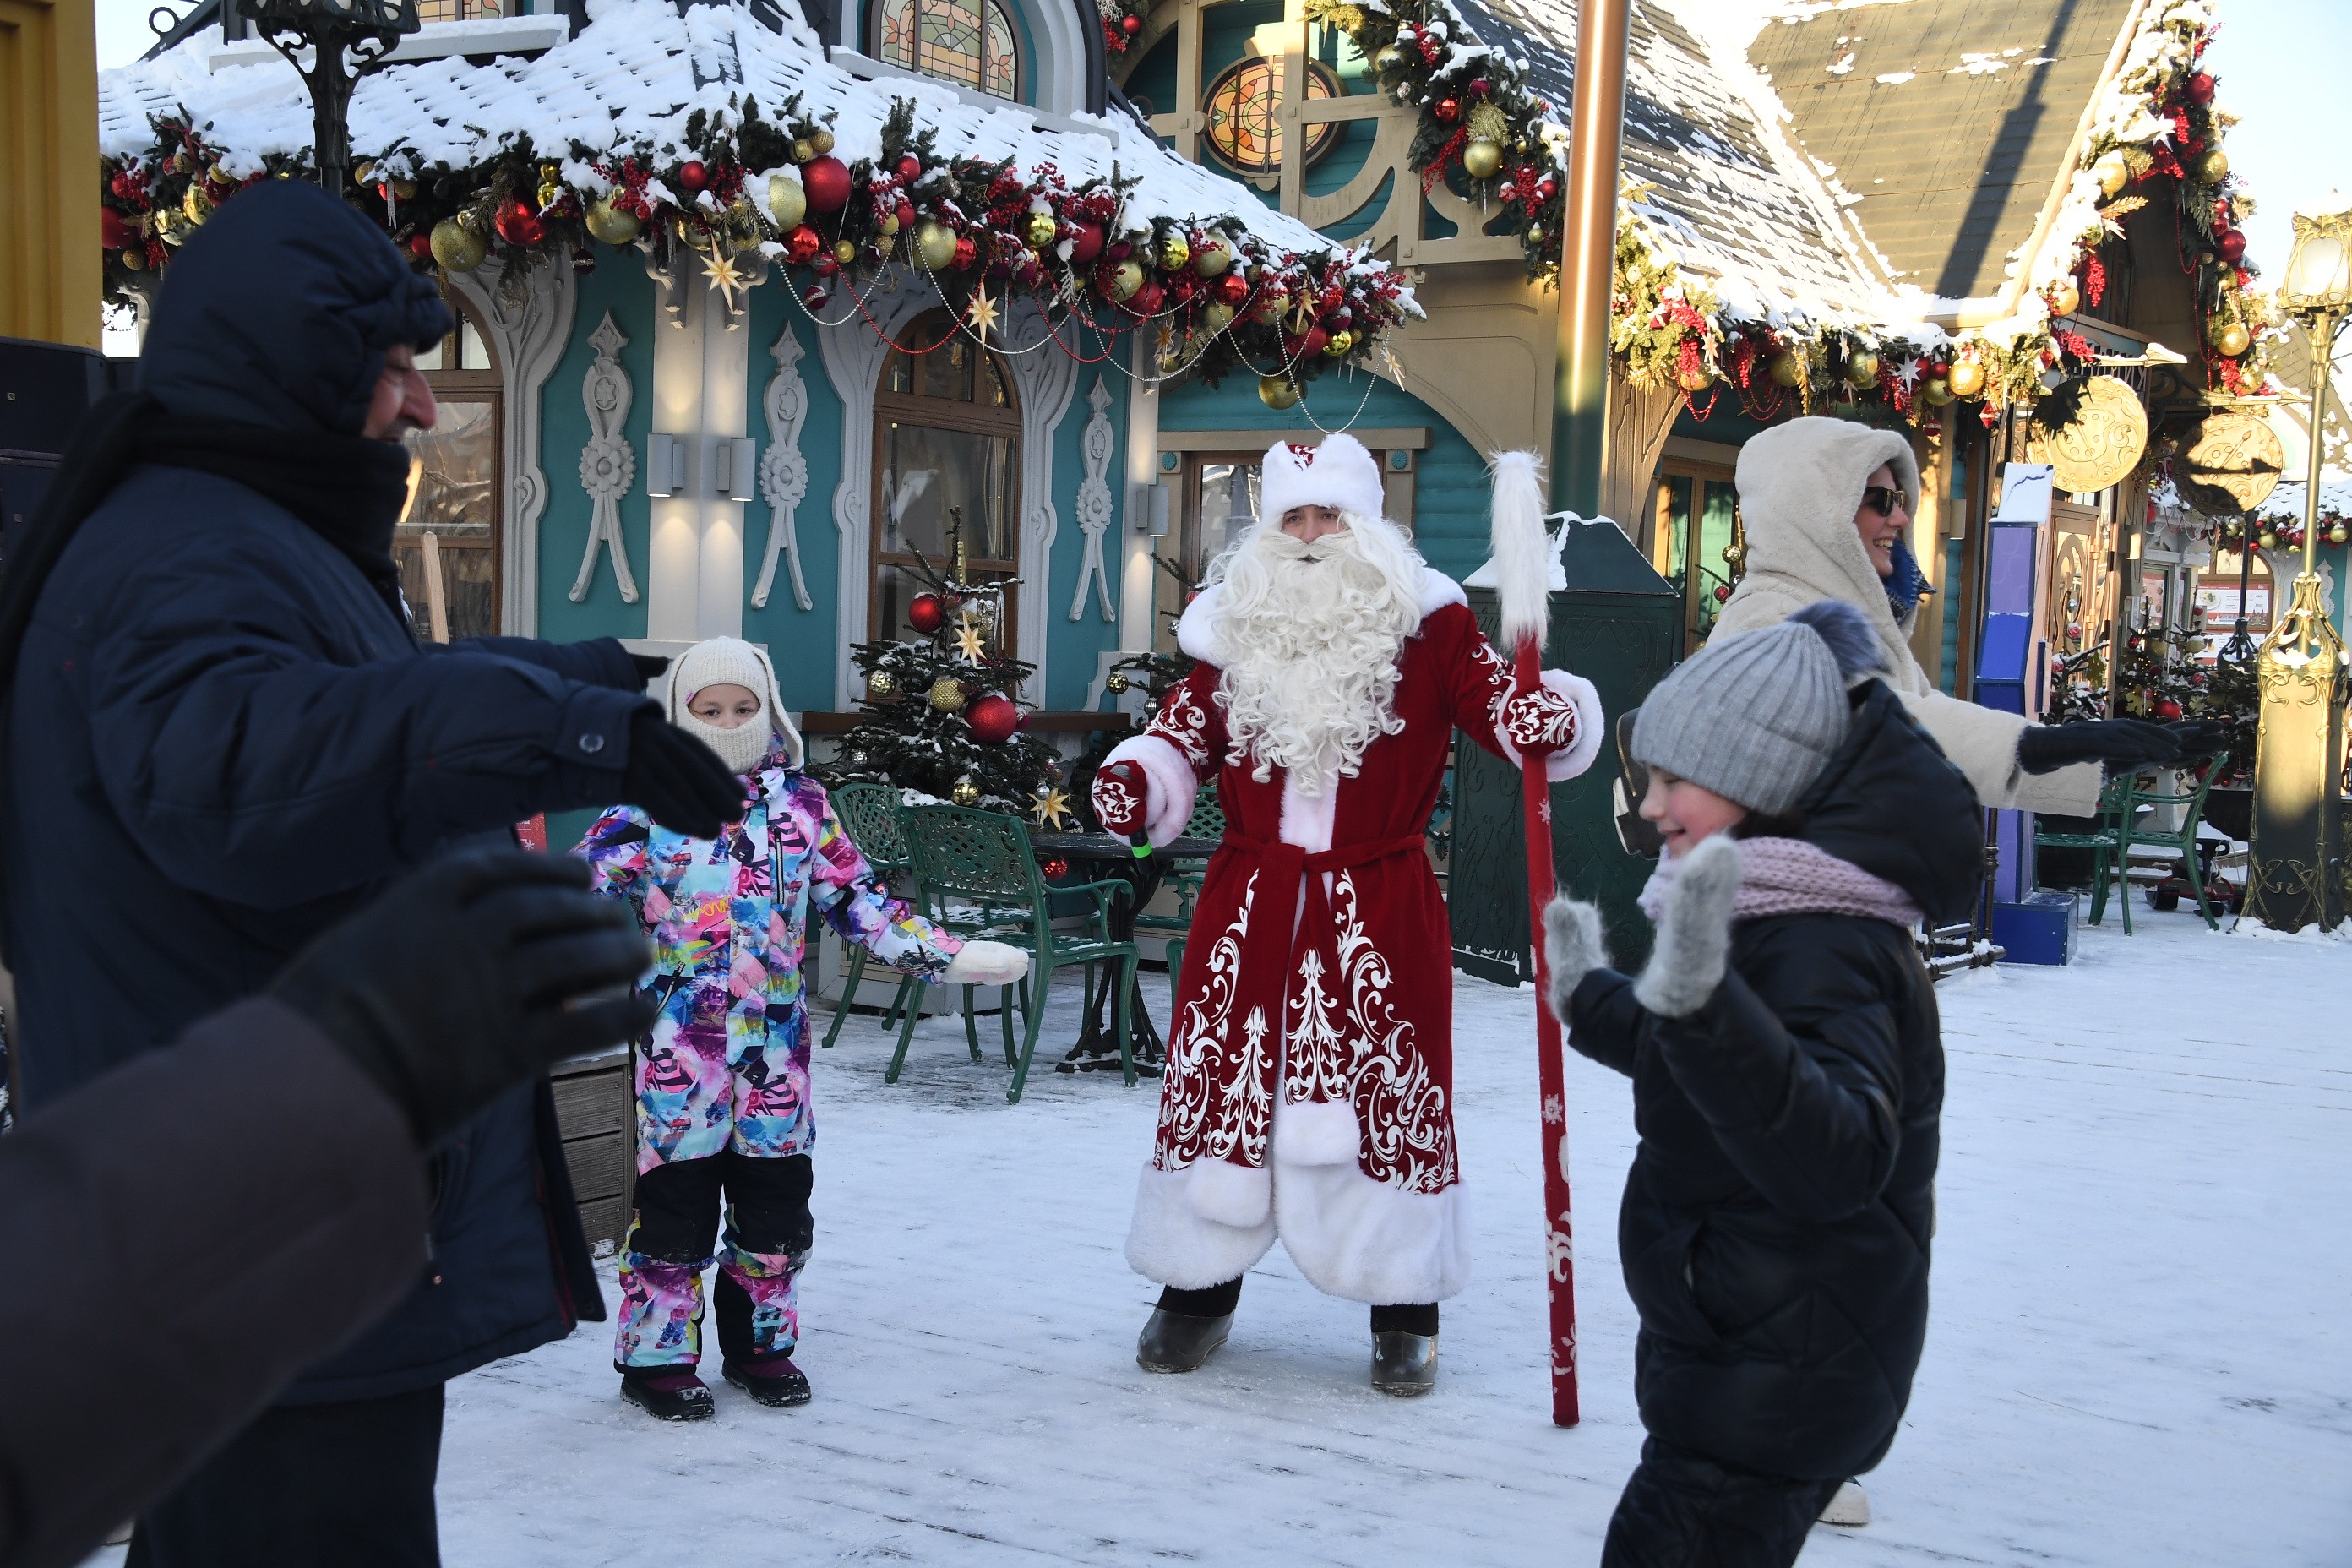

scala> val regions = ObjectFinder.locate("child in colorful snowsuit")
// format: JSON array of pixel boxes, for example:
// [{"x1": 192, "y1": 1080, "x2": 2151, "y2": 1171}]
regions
[
  {"x1": 580, "y1": 637, "x2": 1026, "y2": 1419},
  {"x1": 1543, "y1": 602, "x2": 1981, "y2": 1566}
]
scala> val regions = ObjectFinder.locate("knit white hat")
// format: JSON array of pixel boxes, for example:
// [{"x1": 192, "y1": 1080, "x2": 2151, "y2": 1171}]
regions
[
  {"x1": 1258, "y1": 432, "x2": 1386, "y2": 525},
  {"x1": 667, "y1": 636, "x2": 803, "y2": 770}
]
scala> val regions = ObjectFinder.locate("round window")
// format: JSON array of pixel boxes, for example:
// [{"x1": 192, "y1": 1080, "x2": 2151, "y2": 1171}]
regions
[{"x1": 1202, "y1": 57, "x2": 1340, "y2": 177}]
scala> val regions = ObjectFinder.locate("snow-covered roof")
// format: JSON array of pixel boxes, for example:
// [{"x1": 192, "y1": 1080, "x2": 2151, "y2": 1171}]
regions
[
  {"x1": 98, "y1": 0, "x2": 1356, "y2": 263},
  {"x1": 2257, "y1": 478, "x2": 2352, "y2": 524}
]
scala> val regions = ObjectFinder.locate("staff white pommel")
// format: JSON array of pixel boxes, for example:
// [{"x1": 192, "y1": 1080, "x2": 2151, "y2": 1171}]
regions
[{"x1": 1489, "y1": 449, "x2": 1559, "y2": 651}]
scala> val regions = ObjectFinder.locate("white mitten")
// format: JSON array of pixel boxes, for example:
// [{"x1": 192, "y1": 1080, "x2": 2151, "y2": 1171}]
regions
[
  {"x1": 1632, "y1": 835, "x2": 1742, "y2": 1019},
  {"x1": 942, "y1": 940, "x2": 1030, "y2": 987},
  {"x1": 1542, "y1": 897, "x2": 1612, "y2": 1026}
]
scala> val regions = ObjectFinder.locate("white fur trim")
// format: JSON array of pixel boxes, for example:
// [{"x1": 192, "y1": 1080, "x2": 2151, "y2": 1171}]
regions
[
  {"x1": 1102, "y1": 734, "x2": 1196, "y2": 848},
  {"x1": 1125, "y1": 1163, "x2": 1277, "y2": 1291},
  {"x1": 1272, "y1": 1156, "x2": 1471, "y2": 1304},
  {"x1": 1178, "y1": 566, "x2": 1467, "y2": 666},
  {"x1": 1494, "y1": 668, "x2": 1607, "y2": 783},
  {"x1": 1187, "y1": 1157, "x2": 1273, "y2": 1228},
  {"x1": 1259, "y1": 432, "x2": 1386, "y2": 525},
  {"x1": 1271, "y1": 1097, "x2": 1359, "y2": 1166},
  {"x1": 1277, "y1": 769, "x2": 1338, "y2": 853}
]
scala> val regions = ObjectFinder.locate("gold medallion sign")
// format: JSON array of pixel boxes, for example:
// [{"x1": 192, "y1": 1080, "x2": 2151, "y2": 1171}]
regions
[
  {"x1": 2175, "y1": 411, "x2": 2286, "y2": 516},
  {"x1": 2027, "y1": 376, "x2": 2148, "y2": 494}
]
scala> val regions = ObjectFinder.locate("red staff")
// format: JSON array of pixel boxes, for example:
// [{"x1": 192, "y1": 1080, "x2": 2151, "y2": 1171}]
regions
[{"x1": 1489, "y1": 450, "x2": 1579, "y2": 1427}]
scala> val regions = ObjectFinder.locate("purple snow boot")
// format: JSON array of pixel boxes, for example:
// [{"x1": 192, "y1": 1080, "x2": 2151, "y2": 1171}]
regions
[
  {"x1": 618, "y1": 1367, "x2": 716, "y2": 1421},
  {"x1": 722, "y1": 1353, "x2": 813, "y2": 1408}
]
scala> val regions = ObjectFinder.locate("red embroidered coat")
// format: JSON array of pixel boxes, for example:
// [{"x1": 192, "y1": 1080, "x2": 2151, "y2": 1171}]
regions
[{"x1": 1112, "y1": 573, "x2": 1602, "y2": 1302}]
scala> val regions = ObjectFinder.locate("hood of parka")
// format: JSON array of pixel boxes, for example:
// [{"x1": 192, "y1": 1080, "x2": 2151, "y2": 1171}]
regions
[
  {"x1": 139, "y1": 180, "x2": 454, "y2": 436},
  {"x1": 1730, "y1": 416, "x2": 1923, "y2": 673},
  {"x1": 1791, "y1": 678, "x2": 1983, "y2": 926}
]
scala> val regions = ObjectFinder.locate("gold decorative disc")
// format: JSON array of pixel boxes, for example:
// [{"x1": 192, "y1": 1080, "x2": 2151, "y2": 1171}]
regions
[
  {"x1": 2027, "y1": 375, "x2": 2147, "y2": 495},
  {"x1": 2175, "y1": 411, "x2": 2286, "y2": 516}
]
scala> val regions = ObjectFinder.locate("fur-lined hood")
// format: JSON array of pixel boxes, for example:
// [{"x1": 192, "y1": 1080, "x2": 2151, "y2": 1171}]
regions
[{"x1": 1175, "y1": 564, "x2": 1467, "y2": 666}]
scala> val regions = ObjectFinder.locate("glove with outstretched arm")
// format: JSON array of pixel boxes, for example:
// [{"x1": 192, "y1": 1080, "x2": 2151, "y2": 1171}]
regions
[
  {"x1": 623, "y1": 709, "x2": 747, "y2": 839},
  {"x1": 1090, "y1": 758, "x2": 1151, "y2": 837},
  {"x1": 270, "y1": 849, "x2": 656, "y2": 1147},
  {"x1": 2016, "y1": 717, "x2": 2226, "y2": 775},
  {"x1": 628, "y1": 652, "x2": 671, "y2": 683},
  {"x1": 942, "y1": 941, "x2": 1031, "y2": 987}
]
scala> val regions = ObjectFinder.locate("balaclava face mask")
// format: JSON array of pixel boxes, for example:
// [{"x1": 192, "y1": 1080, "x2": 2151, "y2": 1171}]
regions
[
  {"x1": 676, "y1": 694, "x2": 775, "y2": 775},
  {"x1": 667, "y1": 636, "x2": 798, "y2": 777}
]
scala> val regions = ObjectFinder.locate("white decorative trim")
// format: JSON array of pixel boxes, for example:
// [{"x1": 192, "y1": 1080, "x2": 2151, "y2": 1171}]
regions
[
  {"x1": 1068, "y1": 375, "x2": 1116, "y2": 623},
  {"x1": 446, "y1": 262, "x2": 575, "y2": 636},
  {"x1": 998, "y1": 298, "x2": 1079, "y2": 689},
  {"x1": 571, "y1": 312, "x2": 641, "y2": 604},
  {"x1": 816, "y1": 269, "x2": 934, "y2": 710},
  {"x1": 751, "y1": 324, "x2": 814, "y2": 612}
]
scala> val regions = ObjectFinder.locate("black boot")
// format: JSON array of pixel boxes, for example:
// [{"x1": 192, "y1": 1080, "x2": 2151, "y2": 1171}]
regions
[
  {"x1": 618, "y1": 1366, "x2": 716, "y2": 1421},
  {"x1": 723, "y1": 1353, "x2": 813, "y2": 1407},
  {"x1": 1137, "y1": 1279, "x2": 1240, "y2": 1374},
  {"x1": 1369, "y1": 1303, "x2": 1438, "y2": 1396}
]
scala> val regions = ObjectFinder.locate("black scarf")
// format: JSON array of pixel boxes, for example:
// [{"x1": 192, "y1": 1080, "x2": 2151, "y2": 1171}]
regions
[{"x1": 0, "y1": 394, "x2": 416, "y2": 696}]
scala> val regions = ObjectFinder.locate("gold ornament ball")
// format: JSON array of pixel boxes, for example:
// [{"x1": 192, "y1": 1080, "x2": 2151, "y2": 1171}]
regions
[
  {"x1": 1676, "y1": 362, "x2": 1713, "y2": 393},
  {"x1": 1845, "y1": 349, "x2": 1881, "y2": 386},
  {"x1": 182, "y1": 183, "x2": 211, "y2": 226},
  {"x1": 1372, "y1": 44, "x2": 1406, "y2": 74},
  {"x1": 767, "y1": 174, "x2": 807, "y2": 231},
  {"x1": 810, "y1": 129, "x2": 836, "y2": 156},
  {"x1": 868, "y1": 668, "x2": 896, "y2": 698},
  {"x1": 916, "y1": 219, "x2": 959, "y2": 272},
  {"x1": 1110, "y1": 259, "x2": 1146, "y2": 300},
  {"x1": 1462, "y1": 139, "x2": 1504, "y2": 181},
  {"x1": 952, "y1": 776, "x2": 981, "y2": 807},
  {"x1": 120, "y1": 247, "x2": 147, "y2": 271},
  {"x1": 1105, "y1": 670, "x2": 1130, "y2": 694},
  {"x1": 1921, "y1": 375, "x2": 1955, "y2": 406},
  {"x1": 792, "y1": 138, "x2": 815, "y2": 164},
  {"x1": 430, "y1": 216, "x2": 487, "y2": 273},
  {"x1": 2093, "y1": 150, "x2": 2130, "y2": 198},
  {"x1": 832, "y1": 238, "x2": 858, "y2": 265},
  {"x1": 1947, "y1": 358, "x2": 1986, "y2": 398},
  {"x1": 1766, "y1": 351, "x2": 1802, "y2": 388},
  {"x1": 928, "y1": 676, "x2": 968, "y2": 712},
  {"x1": 1160, "y1": 232, "x2": 1190, "y2": 272},
  {"x1": 536, "y1": 180, "x2": 562, "y2": 211},
  {"x1": 2193, "y1": 148, "x2": 2230, "y2": 185},
  {"x1": 1258, "y1": 373, "x2": 1300, "y2": 410},
  {"x1": 2330, "y1": 521, "x2": 2349, "y2": 547},
  {"x1": 2260, "y1": 529, "x2": 2279, "y2": 550},
  {"x1": 1525, "y1": 222, "x2": 1546, "y2": 247},
  {"x1": 1158, "y1": 346, "x2": 1189, "y2": 374},
  {"x1": 1322, "y1": 328, "x2": 1355, "y2": 357},
  {"x1": 2049, "y1": 280, "x2": 2081, "y2": 317},
  {"x1": 1201, "y1": 302, "x2": 1236, "y2": 337},
  {"x1": 1027, "y1": 211, "x2": 1059, "y2": 248},
  {"x1": 1191, "y1": 236, "x2": 1232, "y2": 277},
  {"x1": 878, "y1": 212, "x2": 901, "y2": 239},
  {"x1": 2211, "y1": 319, "x2": 2251, "y2": 357},
  {"x1": 585, "y1": 195, "x2": 641, "y2": 246}
]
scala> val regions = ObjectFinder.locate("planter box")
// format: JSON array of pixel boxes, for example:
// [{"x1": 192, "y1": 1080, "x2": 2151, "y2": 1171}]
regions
[{"x1": 549, "y1": 1044, "x2": 632, "y2": 1255}]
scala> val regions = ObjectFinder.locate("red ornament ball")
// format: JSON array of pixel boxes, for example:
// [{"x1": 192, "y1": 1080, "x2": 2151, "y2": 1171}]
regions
[
  {"x1": 967, "y1": 693, "x2": 1020, "y2": 745},
  {"x1": 678, "y1": 160, "x2": 708, "y2": 192},
  {"x1": 2217, "y1": 228, "x2": 2246, "y2": 263},
  {"x1": 951, "y1": 235, "x2": 978, "y2": 270},
  {"x1": 1433, "y1": 96, "x2": 1462, "y2": 123},
  {"x1": 1130, "y1": 280, "x2": 1166, "y2": 316},
  {"x1": 1712, "y1": 584, "x2": 1732, "y2": 603},
  {"x1": 101, "y1": 207, "x2": 141, "y2": 250},
  {"x1": 2186, "y1": 71, "x2": 2215, "y2": 106},
  {"x1": 406, "y1": 231, "x2": 434, "y2": 259},
  {"x1": 803, "y1": 285, "x2": 830, "y2": 310},
  {"x1": 1068, "y1": 221, "x2": 1105, "y2": 265},
  {"x1": 896, "y1": 154, "x2": 923, "y2": 183},
  {"x1": 784, "y1": 224, "x2": 823, "y2": 263},
  {"x1": 2153, "y1": 698, "x2": 2184, "y2": 720},
  {"x1": 1042, "y1": 856, "x2": 1070, "y2": 879},
  {"x1": 1289, "y1": 325, "x2": 1329, "y2": 360},
  {"x1": 1216, "y1": 270, "x2": 1250, "y2": 304},
  {"x1": 1468, "y1": 77, "x2": 1490, "y2": 96},
  {"x1": 800, "y1": 155, "x2": 852, "y2": 213},
  {"x1": 908, "y1": 593, "x2": 947, "y2": 633},
  {"x1": 1121, "y1": 13, "x2": 1141, "y2": 32},
  {"x1": 493, "y1": 199, "x2": 546, "y2": 248}
]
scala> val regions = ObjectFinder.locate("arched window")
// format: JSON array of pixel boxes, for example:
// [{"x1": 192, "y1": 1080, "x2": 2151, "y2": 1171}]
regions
[
  {"x1": 873, "y1": 311, "x2": 1021, "y2": 651},
  {"x1": 400, "y1": 298, "x2": 501, "y2": 640},
  {"x1": 1202, "y1": 57, "x2": 1339, "y2": 176},
  {"x1": 875, "y1": 0, "x2": 1020, "y2": 101}
]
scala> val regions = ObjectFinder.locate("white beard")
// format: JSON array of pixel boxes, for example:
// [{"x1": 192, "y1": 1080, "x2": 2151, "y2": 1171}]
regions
[{"x1": 1207, "y1": 520, "x2": 1425, "y2": 795}]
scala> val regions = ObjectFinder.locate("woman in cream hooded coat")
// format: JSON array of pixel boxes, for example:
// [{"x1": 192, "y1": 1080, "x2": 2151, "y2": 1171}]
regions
[{"x1": 1713, "y1": 418, "x2": 2208, "y2": 815}]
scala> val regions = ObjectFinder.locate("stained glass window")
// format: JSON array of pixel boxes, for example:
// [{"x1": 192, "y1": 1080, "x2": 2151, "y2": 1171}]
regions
[
  {"x1": 1202, "y1": 57, "x2": 1338, "y2": 176},
  {"x1": 873, "y1": 313, "x2": 1022, "y2": 651},
  {"x1": 877, "y1": 0, "x2": 1019, "y2": 101}
]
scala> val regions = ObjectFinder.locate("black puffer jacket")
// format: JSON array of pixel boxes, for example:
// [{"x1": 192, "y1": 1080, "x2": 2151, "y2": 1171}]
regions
[{"x1": 1565, "y1": 680, "x2": 1981, "y2": 1481}]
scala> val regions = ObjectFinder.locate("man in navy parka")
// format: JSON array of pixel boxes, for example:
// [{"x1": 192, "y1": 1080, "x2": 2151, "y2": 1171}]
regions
[{"x1": 0, "y1": 180, "x2": 742, "y2": 1565}]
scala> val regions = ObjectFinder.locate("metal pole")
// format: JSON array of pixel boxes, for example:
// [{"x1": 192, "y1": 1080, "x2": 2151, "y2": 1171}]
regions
[{"x1": 1549, "y1": 0, "x2": 1632, "y2": 520}]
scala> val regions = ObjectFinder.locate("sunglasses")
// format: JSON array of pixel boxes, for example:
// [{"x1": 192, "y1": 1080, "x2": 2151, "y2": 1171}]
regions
[{"x1": 1861, "y1": 485, "x2": 1909, "y2": 518}]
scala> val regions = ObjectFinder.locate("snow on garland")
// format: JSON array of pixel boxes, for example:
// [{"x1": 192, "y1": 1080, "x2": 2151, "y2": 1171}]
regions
[{"x1": 95, "y1": 3, "x2": 1416, "y2": 396}]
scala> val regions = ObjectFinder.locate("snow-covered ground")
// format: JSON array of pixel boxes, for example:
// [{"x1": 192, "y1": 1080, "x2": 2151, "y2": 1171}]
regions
[{"x1": 94, "y1": 905, "x2": 2352, "y2": 1565}]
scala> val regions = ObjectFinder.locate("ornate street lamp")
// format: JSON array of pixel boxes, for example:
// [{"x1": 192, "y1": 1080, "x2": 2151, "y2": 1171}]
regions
[
  {"x1": 236, "y1": 0, "x2": 419, "y2": 196},
  {"x1": 2246, "y1": 194, "x2": 2352, "y2": 932}
]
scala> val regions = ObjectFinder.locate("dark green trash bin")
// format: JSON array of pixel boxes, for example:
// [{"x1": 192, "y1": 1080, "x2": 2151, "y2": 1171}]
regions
[{"x1": 1450, "y1": 521, "x2": 1682, "y2": 982}]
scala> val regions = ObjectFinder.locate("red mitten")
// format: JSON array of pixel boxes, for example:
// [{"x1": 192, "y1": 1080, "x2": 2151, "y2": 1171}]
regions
[
  {"x1": 1091, "y1": 759, "x2": 1150, "y2": 836},
  {"x1": 1501, "y1": 684, "x2": 1581, "y2": 752}
]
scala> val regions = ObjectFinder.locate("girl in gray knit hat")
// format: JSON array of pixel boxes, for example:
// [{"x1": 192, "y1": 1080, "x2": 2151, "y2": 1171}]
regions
[{"x1": 1544, "y1": 600, "x2": 1982, "y2": 1567}]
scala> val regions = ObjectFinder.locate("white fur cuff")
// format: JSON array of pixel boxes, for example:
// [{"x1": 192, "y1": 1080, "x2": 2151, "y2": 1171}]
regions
[
  {"x1": 1102, "y1": 734, "x2": 1198, "y2": 848},
  {"x1": 1126, "y1": 1162, "x2": 1277, "y2": 1290},
  {"x1": 1186, "y1": 1157, "x2": 1273, "y2": 1227},
  {"x1": 1496, "y1": 669, "x2": 1607, "y2": 781}
]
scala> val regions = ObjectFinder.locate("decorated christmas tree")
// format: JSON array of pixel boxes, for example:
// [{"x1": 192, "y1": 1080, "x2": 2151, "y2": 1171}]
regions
[
  {"x1": 1066, "y1": 556, "x2": 1201, "y2": 830},
  {"x1": 821, "y1": 513, "x2": 1062, "y2": 819}
]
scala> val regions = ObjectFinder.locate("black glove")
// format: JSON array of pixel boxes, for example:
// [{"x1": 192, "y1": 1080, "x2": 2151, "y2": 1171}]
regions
[
  {"x1": 271, "y1": 851, "x2": 655, "y2": 1147},
  {"x1": 623, "y1": 708, "x2": 744, "y2": 839},
  {"x1": 2165, "y1": 719, "x2": 2232, "y2": 760},
  {"x1": 2016, "y1": 718, "x2": 2183, "y2": 775},
  {"x1": 629, "y1": 652, "x2": 671, "y2": 683}
]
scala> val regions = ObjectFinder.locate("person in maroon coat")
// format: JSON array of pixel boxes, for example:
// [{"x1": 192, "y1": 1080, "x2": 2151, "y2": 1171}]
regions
[{"x1": 1090, "y1": 434, "x2": 1604, "y2": 1394}]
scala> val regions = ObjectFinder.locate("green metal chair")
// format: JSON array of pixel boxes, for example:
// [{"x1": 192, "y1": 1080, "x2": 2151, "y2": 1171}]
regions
[
  {"x1": 2034, "y1": 771, "x2": 2136, "y2": 933},
  {"x1": 893, "y1": 805, "x2": 1139, "y2": 1103},
  {"x1": 1135, "y1": 781, "x2": 1222, "y2": 981},
  {"x1": 2126, "y1": 753, "x2": 2231, "y2": 928},
  {"x1": 821, "y1": 782, "x2": 921, "y2": 1049}
]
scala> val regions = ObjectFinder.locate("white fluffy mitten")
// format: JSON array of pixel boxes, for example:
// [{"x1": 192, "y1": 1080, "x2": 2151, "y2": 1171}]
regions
[
  {"x1": 942, "y1": 940, "x2": 1031, "y2": 987},
  {"x1": 1632, "y1": 835, "x2": 1742, "y2": 1019},
  {"x1": 1542, "y1": 897, "x2": 1611, "y2": 1026}
]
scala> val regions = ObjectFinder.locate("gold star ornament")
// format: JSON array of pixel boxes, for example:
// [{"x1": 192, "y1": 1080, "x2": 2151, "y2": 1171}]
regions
[
  {"x1": 952, "y1": 612, "x2": 988, "y2": 663},
  {"x1": 964, "y1": 284, "x2": 1000, "y2": 341},
  {"x1": 700, "y1": 237, "x2": 747, "y2": 313},
  {"x1": 1032, "y1": 785, "x2": 1073, "y2": 830}
]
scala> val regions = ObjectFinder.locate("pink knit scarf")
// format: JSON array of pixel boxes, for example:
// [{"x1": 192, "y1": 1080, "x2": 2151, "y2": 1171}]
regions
[{"x1": 1639, "y1": 836, "x2": 1922, "y2": 929}]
